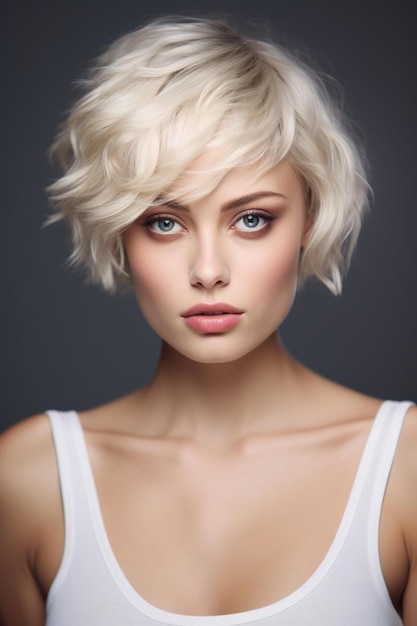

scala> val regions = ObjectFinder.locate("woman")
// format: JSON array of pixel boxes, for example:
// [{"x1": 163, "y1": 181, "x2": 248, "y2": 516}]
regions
[{"x1": 0, "y1": 17, "x2": 416, "y2": 625}]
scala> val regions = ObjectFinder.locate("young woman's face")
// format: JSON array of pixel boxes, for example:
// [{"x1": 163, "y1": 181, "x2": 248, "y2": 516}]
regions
[{"x1": 123, "y1": 157, "x2": 311, "y2": 363}]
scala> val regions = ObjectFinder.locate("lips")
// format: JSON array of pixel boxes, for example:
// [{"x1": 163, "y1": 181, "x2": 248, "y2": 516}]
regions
[
  {"x1": 181, "y1": 303, "x2": 243, "y2": 333},
  {"x1": 181, "y1": 303, "x2": 243, "y2": 317}
]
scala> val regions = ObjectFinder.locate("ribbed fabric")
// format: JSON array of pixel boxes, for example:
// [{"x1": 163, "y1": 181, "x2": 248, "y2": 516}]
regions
[{"x1": 45, "y1": 400, "x2": 412, "y2": 625}]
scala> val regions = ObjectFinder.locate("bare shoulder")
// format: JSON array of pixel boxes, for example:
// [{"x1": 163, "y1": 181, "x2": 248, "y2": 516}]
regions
[
  {"x1": 392, "y1": 404, "x2": 417, "y2": 491},
  {"x1": 0, "y1": 413, "x2": 56, "y2": 496},
  {"x1": 388, "y1": 404, "x2": 417, "y2": 624},
  {"x1": 0, "y1": 413, "x2": 59, "y2": 550},
  {"x1": 301, "y1": 367, "x2": 384, "y2": 426},
  {"x1": 77, "y1": 389, "x2": 152, "y2": 436},
  {"x1": 0, "y1": 413, "x2": 59, "y2": 625},
  {"x1": 392, "y1": 403, "x2": 417, "y2": 504}
]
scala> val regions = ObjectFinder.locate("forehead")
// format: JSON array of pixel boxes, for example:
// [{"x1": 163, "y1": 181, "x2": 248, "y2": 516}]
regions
[
  {"x1": 164, "y1": 154, "x2": 304, "y2": 208},
  {"x1": 163, "y1": 145, "x2": 229, "y2": 200}
]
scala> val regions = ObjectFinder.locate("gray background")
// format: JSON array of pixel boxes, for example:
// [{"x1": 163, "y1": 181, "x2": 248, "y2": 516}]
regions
[{"x1": 2, "y1": 0, "x2": 416, "y2": 432}]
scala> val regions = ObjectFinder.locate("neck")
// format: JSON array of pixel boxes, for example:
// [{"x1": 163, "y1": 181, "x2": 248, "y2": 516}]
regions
[{"x1": 141, "y1": 334, "x2": 311, "y2": 447}]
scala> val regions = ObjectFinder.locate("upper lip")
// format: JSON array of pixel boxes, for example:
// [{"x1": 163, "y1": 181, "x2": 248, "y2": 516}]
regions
[{"x1": 181, "y1": 303, "x2": 244, "y2": 317}]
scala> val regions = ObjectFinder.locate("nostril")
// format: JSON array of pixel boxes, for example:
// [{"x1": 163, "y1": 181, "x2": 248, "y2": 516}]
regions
[{"x1": 189, "y1": 260, "x2": 230, "y2": 289}]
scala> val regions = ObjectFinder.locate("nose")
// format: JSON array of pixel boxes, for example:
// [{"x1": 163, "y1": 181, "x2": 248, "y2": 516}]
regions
[{"x1": 189, "y1": 233, "x2": 230, "y2": 290}]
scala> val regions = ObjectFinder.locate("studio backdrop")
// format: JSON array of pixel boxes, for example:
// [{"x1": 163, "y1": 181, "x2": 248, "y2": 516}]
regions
[{"x1": 2, "y1": 0, "x2": 416, "y2": 431}]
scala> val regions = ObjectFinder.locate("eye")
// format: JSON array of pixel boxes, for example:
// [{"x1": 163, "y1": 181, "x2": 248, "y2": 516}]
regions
[
  {"x1": 233, "y1": 211, "x2": 273, "y2": 232},
  {"x1": 145, "y1": 215, "x2": 184, "y2": 235}
]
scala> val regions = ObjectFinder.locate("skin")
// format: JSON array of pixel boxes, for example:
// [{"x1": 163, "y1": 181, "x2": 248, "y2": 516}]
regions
[{"x1": 0, "y1": 159, "x2": 416, "y2": 624}]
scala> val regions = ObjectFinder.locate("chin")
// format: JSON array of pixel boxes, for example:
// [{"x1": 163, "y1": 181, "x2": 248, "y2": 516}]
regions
[{"x1": 165, "y1": 334, "x2": 275, "y2": 365}]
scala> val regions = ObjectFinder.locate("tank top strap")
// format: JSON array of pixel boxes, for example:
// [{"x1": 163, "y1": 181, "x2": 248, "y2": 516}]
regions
[
  {"x1": 44, "y1": 403, "x2": 412, "y2": 625},
  {"x1": 364, "y1": 400, "x2": 414, "y2": 512},
  {"x1": 47, "y1": 409, "x2": 91, "y2": 516},
  {"x1": 346, "y1": 400, "x2": 414, "y2": 604},
  {"x1": 46, "y1": 410, "x2": 99, "y2": 602}
]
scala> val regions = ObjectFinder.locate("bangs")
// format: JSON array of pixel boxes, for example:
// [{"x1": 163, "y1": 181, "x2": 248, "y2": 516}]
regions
[{"x1": 48, "y1": 17, "x2": 369, "y2": 293}]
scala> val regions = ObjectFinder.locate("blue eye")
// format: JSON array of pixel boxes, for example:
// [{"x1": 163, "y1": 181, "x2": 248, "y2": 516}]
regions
[
  {"x1": 242, "y1": 215, "x2": 262, "y2": 228},
  {"x1": 156, "y1": 218, "x2": 175, "y2": 232},
  {"x1": 147, "y1": 216, "x2": 183, "y2": 234},
  {"x1": 235, "y1": 212, "x2": 271, "y2": 232}
]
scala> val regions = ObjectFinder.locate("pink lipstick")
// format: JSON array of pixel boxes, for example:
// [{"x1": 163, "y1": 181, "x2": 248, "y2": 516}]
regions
[{"x1": 181, "y1": 303, "x2": 243, "y2": 333}]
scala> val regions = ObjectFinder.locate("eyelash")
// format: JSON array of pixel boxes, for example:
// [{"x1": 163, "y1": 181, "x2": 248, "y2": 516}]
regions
[
  {"x1": 232, "y1": 209, "x2": 274, "y2": 232},
  {"x1": 142, "y1": 209, "x2": 275, "y2": 236},
  {"x1": 143, "y1": 213, "x2": 184, "y2": 235}
]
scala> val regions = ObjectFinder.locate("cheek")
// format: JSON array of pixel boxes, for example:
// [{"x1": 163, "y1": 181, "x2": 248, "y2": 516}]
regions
[
  {"x1": 240, "y1": 237, "x2": 301, "y2": 293},
  {"x1": 127, "y1": 242, "x2": 182, "y2": 317},
  {"x1": 239, "y1": 237, "x2": 302, "y2": 331},
  {"x1": 131, "y1": 261, "x2": 168, "y2": 309},
  {"x1": 129, "y1": 265, "x2": 171, "y2": 333}
]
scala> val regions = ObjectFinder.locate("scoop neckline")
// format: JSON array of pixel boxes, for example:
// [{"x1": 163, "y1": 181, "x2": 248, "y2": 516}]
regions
[{"x1": 71, "y1": 400, "x2": 391, "y2": 626}]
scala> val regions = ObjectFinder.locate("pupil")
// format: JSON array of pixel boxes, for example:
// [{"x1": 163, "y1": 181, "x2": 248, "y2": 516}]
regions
[
  {"x1": 160, "y1": 219, "x2": 173, "y2": 231},
  {"x1": 244, "y1": 215, "x2": 259, "y2": 228}
]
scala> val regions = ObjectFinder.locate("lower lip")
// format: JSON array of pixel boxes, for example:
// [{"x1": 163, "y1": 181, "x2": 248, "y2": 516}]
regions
[{"x1": 183, "y1": 313, "x2": 243, "y2": 333}]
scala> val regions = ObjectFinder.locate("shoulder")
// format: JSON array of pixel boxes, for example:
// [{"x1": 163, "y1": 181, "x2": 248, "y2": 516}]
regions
[
  {"x1": 388, "y1": 403, "x2": 417, "y2": 622},
  {"x1": 393, "y1": 403, "x2": 417, "y2": 486},
  {"x1": 387, "y1": 403, "x2": 417, "y2": 507},
  {"x1": 0, "y1": 414, "x2": 60, "y2": 625},
  {"x1": 391, "y1": 403, "x2": 417, "y2": 505},
  {"x1": 0, "y1": 413, "x2": 58, "y2": 545},
  {"x1": 0, "y1": 412, "x2": 55, "y2": 478}
]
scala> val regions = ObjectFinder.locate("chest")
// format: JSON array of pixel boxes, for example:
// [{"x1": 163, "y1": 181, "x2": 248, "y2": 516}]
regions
[
  {"x1": 40, "y1": 429, "x2": 406, "y2": 616},
  {"x1": 86, "y1": 433, "x2": 371, "y2": 614}
]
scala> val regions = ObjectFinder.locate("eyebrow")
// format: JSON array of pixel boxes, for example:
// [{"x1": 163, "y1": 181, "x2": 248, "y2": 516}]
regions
[
  {"x1": 156, "y1": 191, "x2": 286, "y2": 212},
  {"x1": 221, "y1": 192, "x2": 286, "y2": 211}
]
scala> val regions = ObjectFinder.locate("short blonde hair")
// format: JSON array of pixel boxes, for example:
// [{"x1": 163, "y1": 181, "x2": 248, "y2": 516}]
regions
[{"x1": 48, "y1": 16, "x2": 369, "y2": 294}]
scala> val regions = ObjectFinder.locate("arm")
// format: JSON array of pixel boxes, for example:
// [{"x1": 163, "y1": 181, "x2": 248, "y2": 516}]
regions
[{"x1": 0, "y1": 415, "x2": 58, "y2": 626}]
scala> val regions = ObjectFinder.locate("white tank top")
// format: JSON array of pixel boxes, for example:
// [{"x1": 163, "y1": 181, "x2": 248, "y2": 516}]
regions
[{"x1": 45, "y1": 400, "x2": 411, "y2": 625}]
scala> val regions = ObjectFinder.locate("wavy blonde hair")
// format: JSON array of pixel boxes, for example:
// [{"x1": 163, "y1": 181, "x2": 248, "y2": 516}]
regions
[{"x1": 48, "y1": 16, "x2": 369, "y2": 294}]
